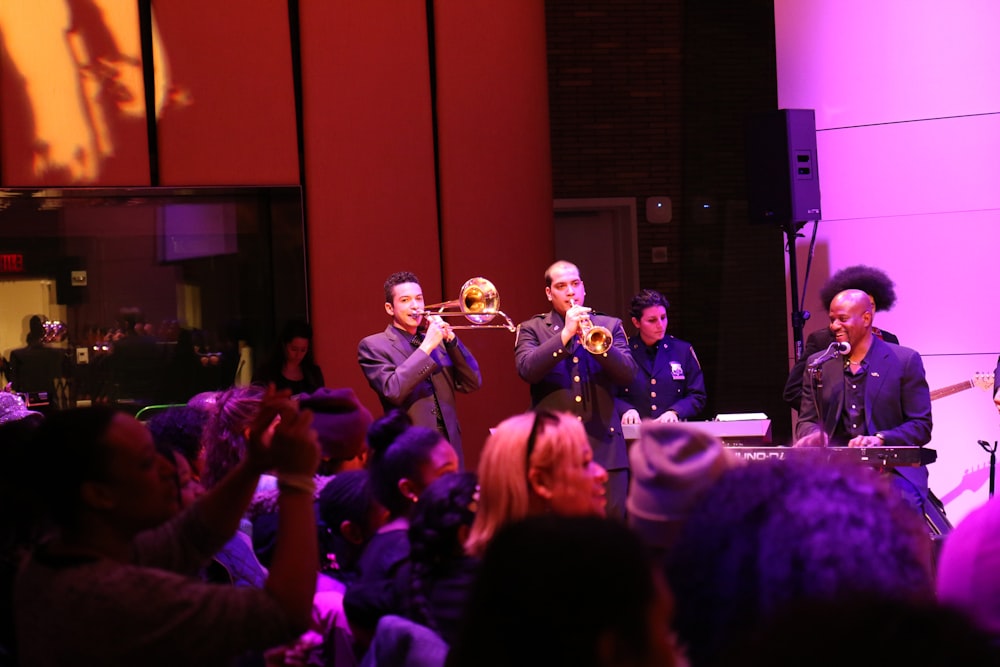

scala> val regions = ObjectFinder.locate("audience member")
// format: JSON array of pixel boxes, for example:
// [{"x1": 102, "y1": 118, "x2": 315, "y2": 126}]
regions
[
  {"x1": 250, "y1": 387, "x2": 374, "y2": 564},
  {"x1": 357, "y1": 270, "x2": 482, "y2": 470},
  {"x1": 395, "y1": 471, "x2": 479, "y2": 647},
  {"x1": 619, "y1": 289, "x2": 706, "y2": 424},
  {"x1": 355, "y1": 410, "x2": 459, "y2": 584},
  {"x1": 198, "y1": 385, "x2": 270, "y2": 588},
  {"x1": 665, "y1": 458, "x2": 934, "y2": 667},
  {"x1": 514, "y1": 260, "x2": 636, "y2": 518},
  {"x1": 447, "y1": 515, "x2": 681, "y2": 667},
  {"x1": 148, "y1": 410, "x2": 207, "y2": 513},
  {"x1": 201, "y1": 384, "x2": 268, "y2": 490},
  {"x1": 263, "y1": 470, "x2": 387, "y2": 667},
  {"x1": 935, "y1": 493, "x2": 1000, "y2": 643},
  {"x1": 627, "y1": 421, "x2": 742, "y2": 561},
  {"x1": 0, "y1": 393, "x2": 45, "y2": 665},
  {"x1": 145, "y1": 405, "x2": 209, "y2": 483},
  {"x1": 359, "y1": 614, "x2": 449, "y2": 667},
  {"x1": 315, "y1": 470, "x2": 388, "y2": 585},
  {"x1": 344, "y1": 410, "x2": 459, "y2": 650},
  {"x1": 14, "y1": 388, "x2": 320, "y2": 666},
  {"x1": 784, "y1": 264, "x2": 899, "y2": 412},
  {"x1": 465, "y1": 409, "x2": 608, "y2": 559},
  {"x1": 298, "y1": 387, "x2": 374, "y2": 476},
  {"x1": 254, "y1": 318, "x2": 326, "y2": 395}
]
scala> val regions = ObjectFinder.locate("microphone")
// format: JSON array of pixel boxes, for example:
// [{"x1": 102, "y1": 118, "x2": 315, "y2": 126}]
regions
[{"x1": 807, "y1": 341, "x2": 851, "y2": 369}]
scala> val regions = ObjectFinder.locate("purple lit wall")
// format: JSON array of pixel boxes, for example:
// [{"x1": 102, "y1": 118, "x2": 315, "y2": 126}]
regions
[{"x1": 776, "y1": 0, "x2": 1000, "y2": 524}]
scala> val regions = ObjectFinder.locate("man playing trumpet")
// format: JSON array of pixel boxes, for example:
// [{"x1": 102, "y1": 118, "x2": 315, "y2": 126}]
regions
[
  {"x1": 514, "y1": 260, "x2": 637, "y2": 519},
  {"x1": 358, "y1": 271, "x2": 482, "y2": 469}
]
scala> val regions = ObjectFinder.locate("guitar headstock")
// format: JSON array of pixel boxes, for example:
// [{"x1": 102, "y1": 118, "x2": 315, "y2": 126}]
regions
[{"x1": 974, "y1": 371, "x2": 995, "y2": 392}]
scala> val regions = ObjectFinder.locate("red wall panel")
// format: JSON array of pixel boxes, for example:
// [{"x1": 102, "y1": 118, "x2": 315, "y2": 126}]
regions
[
  {"x1": 154, "y1": 0, "x2": 298, "y2": 185},
  {"x1": 298, "y1": 0, "x2": 442, "y2": 415},
  {"x1": 433, "y1": 0, "x2": 554, "y2": 466}
]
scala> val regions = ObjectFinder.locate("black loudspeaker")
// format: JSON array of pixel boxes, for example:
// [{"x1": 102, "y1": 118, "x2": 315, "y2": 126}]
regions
[{"x1": 745, "y1": 108, "x2": 821, "y2": 225}]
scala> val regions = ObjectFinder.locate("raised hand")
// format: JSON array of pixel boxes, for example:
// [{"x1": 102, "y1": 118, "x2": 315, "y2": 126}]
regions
[{"x1": 246, "y1": 385, "x2": 319, "y2": 477}]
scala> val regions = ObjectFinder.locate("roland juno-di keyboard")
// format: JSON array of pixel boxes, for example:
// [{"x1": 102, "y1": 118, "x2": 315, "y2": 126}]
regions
[
  {"x1": 620, "y1": 422, "x2": 935, "y2": 468},
  {"x1": 723, "y1": 445, "x2": 936, "y2": 468}
]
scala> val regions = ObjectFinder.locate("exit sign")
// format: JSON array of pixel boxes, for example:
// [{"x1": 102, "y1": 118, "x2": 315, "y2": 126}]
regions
[{"x1": 0, "y1": 253, "x2": 25, "y2": 273}]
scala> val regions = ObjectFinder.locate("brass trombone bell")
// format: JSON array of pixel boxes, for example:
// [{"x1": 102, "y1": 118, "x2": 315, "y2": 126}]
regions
[{"x1": 419, "y1": 277, "x2": 516, "y2": 332}]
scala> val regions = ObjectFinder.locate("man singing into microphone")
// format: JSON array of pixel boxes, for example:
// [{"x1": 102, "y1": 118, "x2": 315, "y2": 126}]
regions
[
  {"x1": 357, "y1": 271, "x2": 482, "y2": 469},
  {"x1": 796, "y1": 289, "x2": 932, "y2": 516}
]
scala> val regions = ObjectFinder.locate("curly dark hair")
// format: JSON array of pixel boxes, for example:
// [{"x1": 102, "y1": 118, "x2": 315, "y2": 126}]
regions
[
  {"x1": 384, "y1": 271, "x2": 421, "y2": 304},
  {"x1": 146, "y1": 406, "x2": 209, "y2": 469},
  {"x1": 367, "y1": 409, "x2": 445, "y2": 518},
  {"x1": 405, "y1": 471, "x2": 479, "y2": 635},
  {"x1": 628, "y1": 289, "x2": 671, "y2": 321},
  {"x1": 819, "y1": 265, "x2": 897, "y2": 312},
  {"x1": 666, "y1": 458, "x2": 933, "y2": 667},
  {"x1": 316, "y1": 469, "x2": 377, "y2": 577}
]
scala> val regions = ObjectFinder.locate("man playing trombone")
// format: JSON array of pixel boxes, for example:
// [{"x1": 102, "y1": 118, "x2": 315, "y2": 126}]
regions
[
  {"x1": 514, "y1": 260, "x2": 637, "y2": 519},
  {"x1": 358, "y1": 271, "x2": 482, "y2": 469}
]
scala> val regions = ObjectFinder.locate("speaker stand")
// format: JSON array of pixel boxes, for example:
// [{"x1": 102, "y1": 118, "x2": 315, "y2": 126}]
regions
[{"x1": 783, "y1": 219, "x2": 811, "y2": 362}]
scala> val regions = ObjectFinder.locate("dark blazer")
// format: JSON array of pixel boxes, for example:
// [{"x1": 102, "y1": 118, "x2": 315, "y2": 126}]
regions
[
  {"x1": 358, "y1": 325, "x2": 482, "y2": 468},
  {"x1": 784, "y1": 326, "x2": 899, "y2": 411},
  {"x1": 514, "y1": 310, "x2": 637, "y2": 471},
  {"x1": 618, "y1": 335, "x2": 706, "y2": 421},
  {"x1": 9, "y1": 343, "x2": 64, "y2": 396},
  {"x1": 795, "y1": 335, "x2": 932, "y2": 496}
]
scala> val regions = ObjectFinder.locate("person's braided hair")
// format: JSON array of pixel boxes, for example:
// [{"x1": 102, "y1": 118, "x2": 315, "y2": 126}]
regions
[{"x1": 406, "y1": 471, "x2": 479, "y2": 633}]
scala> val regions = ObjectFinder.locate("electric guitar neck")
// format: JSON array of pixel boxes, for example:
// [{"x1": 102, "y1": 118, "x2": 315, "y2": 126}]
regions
[{"x1": 929, "y1": 372, "x2": 994, "y2": 401}]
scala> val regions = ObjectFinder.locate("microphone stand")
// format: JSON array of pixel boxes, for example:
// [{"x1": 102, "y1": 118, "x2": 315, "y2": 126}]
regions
[
  {"x1": 806, "y1": 364, "x2": 832, "y2": 446},
  {"x1": 979, "y1": 439, "x2": 997, "y2": 498}
]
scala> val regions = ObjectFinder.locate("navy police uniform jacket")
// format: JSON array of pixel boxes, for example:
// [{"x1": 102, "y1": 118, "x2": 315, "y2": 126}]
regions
[{"x1": 618, "y1": 335, "x2": 706, "y2": 421}]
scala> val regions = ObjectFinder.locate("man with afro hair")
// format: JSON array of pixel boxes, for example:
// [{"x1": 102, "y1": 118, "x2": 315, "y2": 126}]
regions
[{"x1": 784, "y1": 265, "x2": 899, "y2": 412}]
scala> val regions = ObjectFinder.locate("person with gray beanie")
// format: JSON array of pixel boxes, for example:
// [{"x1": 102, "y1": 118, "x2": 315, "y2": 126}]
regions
[{"x1": 627, "y1": 421, "x2": 742, "y2": 560}]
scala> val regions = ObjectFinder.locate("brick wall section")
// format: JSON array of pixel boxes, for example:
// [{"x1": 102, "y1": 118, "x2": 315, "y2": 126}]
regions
[
  {"x1": 546, "y1": 0, "x2": 794, "y2": 441},
  {"x1": 545, "y1": 0, "x2": 683, "y2": 302}
]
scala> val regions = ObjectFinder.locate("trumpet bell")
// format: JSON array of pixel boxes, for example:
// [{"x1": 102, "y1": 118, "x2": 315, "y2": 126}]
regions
[{"x1": 582, "y1": 325, "x2": 613, "y2": 354}]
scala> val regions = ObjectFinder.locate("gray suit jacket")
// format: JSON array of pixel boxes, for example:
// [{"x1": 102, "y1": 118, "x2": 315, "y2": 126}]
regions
[
  {"x1": 796, "y1": 335, "x2": 933, "y2": 497},
  {"x1": 514, "y1": 310, "x2": 637, "y2": 471},
  {"x1": 358, "y1": 325, "x2": 482, "y2": 468}
]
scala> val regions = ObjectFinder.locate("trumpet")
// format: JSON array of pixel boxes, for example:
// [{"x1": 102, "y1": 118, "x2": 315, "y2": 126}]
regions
[
  {"x1": 570, "y1": 298, "x2": 613, "y2": 354},
  {"x1": 417, "y1": 277, "x2": 516, "y2": 332}
]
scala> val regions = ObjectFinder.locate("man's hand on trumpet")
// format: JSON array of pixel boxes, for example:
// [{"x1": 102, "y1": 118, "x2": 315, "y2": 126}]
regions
[{"x1": 560, "y1": 302, "x2": 592, "y2": 348}]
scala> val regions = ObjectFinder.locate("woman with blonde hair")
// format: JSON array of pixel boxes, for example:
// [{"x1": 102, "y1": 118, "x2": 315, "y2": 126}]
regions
[{"x1": 465, "y1": 410, "x2": 608, "y2": 558}]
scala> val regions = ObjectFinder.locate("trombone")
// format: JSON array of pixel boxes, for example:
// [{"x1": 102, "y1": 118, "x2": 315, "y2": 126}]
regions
[
  {"x1": 418, "y1": 277, "x2": 516, "y2": 332},
  {"x1": 570, "y1": 298, "x2": 613, "y2": 354}
]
